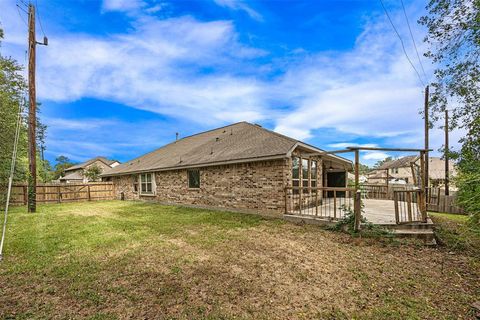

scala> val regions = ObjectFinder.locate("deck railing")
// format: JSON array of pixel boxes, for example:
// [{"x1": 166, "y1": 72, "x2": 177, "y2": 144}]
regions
[
  {"x1": 284, "y1": 186, "x2": 358, "y2": 221},
  {"x1": 393, "y1": 189, "x2": 427, "y2": 224}
]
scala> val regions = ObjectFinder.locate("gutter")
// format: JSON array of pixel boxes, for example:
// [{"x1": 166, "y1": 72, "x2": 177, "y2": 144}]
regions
[{"x1": 101, "y1": 153, "x2": 289, "y2": 177}]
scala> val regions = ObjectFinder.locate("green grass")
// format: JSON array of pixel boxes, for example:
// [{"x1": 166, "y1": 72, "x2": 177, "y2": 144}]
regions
[
  {"x1": 430, "y1": 212, "x2": 480, "y2": 257},
  {"x1": 1, "y1": 201, "x2": 479, "y2": 319}
]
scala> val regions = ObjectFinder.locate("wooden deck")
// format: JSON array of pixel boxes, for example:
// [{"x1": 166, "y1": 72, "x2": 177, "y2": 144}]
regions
[{"x1": 288, "y1": 198, "x2": 426, "y2": 226}]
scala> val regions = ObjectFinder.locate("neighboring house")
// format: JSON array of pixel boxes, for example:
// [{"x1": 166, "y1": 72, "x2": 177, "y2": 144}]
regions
[
  {"x1": 366, "y1": 156, "x2": 456, "y2": 186},
  {"x1": 347, "y1": 172, "x2": 367, "y2": 183},
  {"x1": 60, "y1": 157, "x2": 120, "y2": 183},
  {"x1": 102, "y1": 122, "x2": 352, "y2": 216}
]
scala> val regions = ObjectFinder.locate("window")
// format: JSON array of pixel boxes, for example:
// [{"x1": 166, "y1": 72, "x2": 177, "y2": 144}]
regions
[
  {"x1": 292, "y1": 157, "x2": 300, "y2": 193},
  {"x1": 302, "y1": 159, "x2": 309, "y2": 192},
  {"x1": 188, "y1": 169, "x2": 200, "y2": 188},
  {"x1": 391, "y1": 168, "x2": 399, "y2": 174},
  {"x1": 311, "y1": 160, "x2": 317, "y2": 188},
  {"x1": 139, "y1": 173, "x2": 154, "y2": 195}
]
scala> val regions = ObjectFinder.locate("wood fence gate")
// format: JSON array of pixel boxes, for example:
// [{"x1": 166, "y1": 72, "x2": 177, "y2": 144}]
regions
[{"x1": 393, "y1": 189, "x2": 427, "y2": 224}]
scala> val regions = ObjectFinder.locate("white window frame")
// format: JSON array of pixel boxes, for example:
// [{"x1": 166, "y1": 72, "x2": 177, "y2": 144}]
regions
[{"x1": 139, "y1": 173, "x2": 156, "y2": 196}]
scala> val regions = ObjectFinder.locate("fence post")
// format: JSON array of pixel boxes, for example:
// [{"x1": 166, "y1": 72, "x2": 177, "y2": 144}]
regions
[
  {"x1": 87, "y1": 185, "x2": 91, "y2": 201},
  {"x1": 23, "y1": 185, "x2": 27, "y2": 205},
  {"x1": 315, "y1": 189, "x2": 318, "y2": 216},
  {"x1": 284, "y1": 187, "x2": 288, "y2": 215},
  {"x1": 354, "y1": 190, "x2": 361, "y2": 231},
  {"x1": 57, "y1": 185, "x2": 61, "y2": 203}
]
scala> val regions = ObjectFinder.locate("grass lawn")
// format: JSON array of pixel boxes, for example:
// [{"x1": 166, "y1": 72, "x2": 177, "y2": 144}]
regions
[
  {"x1": 430, "y1": 212, "x2": 480, "y2": 258},
  {"x1": 1, "y1": 201, "x2": 479, "y2": 319}
]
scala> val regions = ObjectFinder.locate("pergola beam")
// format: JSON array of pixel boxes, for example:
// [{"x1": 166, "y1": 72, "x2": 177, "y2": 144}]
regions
[{"x1": 346, "y1": 147, "x2": 432, "y2": 152}]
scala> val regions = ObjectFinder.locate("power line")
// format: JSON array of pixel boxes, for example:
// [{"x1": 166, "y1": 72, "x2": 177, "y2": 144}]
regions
[
  {"x1": 34, "y1": 0, "x2": 47, "y2": 37},
  {"x1": 399, "y1": 0, "x2": 428, "y2": 83},
  {"x1": 16, "y1": 4, "x2": 28, "y2": 27},
  {"x1": 379, "y1": 0, "x2": 426, "y2": 87}
]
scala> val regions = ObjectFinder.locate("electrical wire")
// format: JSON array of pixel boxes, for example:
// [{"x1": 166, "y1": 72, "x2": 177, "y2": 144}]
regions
[
  {"x1": 379, "y1": 0, "x2": 426, "y2": 88},
  {"x1": 34, "y1": 0, "x2": 47, "y2": 38},
  {"x1": 399, "y1": 0, "x2": 428, "y2": 83},
  {"x1": 0, "y1": 99, "x2": 24, "y2": 261},
  {"x1": 16, "y1": 4, "x2": 28, "y2": 27}
]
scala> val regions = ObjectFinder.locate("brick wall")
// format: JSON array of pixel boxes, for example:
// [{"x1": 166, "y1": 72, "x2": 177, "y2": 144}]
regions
[{"x1": 112, "y1": 159, "x2": 290, "y2": 216}]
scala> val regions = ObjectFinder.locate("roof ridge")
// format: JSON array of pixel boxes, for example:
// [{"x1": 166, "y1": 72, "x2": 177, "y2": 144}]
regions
[
  {"x1": 110, "y1": 122, "x2": 249, "y2": 171},
  {"x1": 243, "y1": 122, "x2": 298, "y2": 143}
]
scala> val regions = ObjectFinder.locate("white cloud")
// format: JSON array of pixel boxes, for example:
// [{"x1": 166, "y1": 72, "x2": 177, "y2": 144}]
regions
[
  {"x1": 33, "y1": 15, "x2": 268, "y2": 126},
  {"x1": 2, "y1": 0, "x2": 463, "y2": 162},
  {"x1": 363, "y1": 152, "x2": 390, "y2": 161},
  {"x1": 327, "y1": 142, "x2": 379, "y2": 149},
  {"x1": 213, "y1": 0, "x2": 263, "y2": 21},
  {"x1": 102, "y1": 0, "x2": 146, "y2": 12}
]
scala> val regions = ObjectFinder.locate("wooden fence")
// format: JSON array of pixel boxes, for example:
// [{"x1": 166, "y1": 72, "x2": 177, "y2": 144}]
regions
[
  {"x1": 427, "y1": 187, "x2": 464, "y2": 214},
  {"x1": 10, "y1": 182, "x2": 115, "y2": 205},
  {"x1": 361, "y1": 184, "x2": 464, "y2": 214}
]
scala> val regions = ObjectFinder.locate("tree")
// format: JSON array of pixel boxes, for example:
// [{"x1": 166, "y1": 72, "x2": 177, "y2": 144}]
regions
[
  {"x1": 420, "y1": 0, "x2": 480, "y2": 223},
  {"x1": 53, "y1": 156, "x2": 75, "y2": 179},
  {"x1": 84, "y1": 165, "x2": 102, "y2": 182},
  {"x1": 373, "y1": 157, "x2": 393, "y2": 169},
  {"x1": 0, "y1": 30, "x2": 28, "y2": 209},
  {"x1": 358, "y1": 163, "x2": 371, "y2": 175}
]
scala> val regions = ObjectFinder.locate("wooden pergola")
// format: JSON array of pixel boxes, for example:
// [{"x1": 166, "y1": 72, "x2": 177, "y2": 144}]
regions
[{"x1": 324, "y1": 147, "x2": 432, "y2": 231}]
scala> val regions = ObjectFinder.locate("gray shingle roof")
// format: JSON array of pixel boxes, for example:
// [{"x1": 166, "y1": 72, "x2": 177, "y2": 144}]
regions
[
  {"x1": 59, "y1": 170, "x2": 83, "y2": 181},
  {"x1": 103, "y1": 122, "x2": 350, "y2": 176},
  {"x1": 66, "y1": 157, "x2": 117, "y2": 171}
]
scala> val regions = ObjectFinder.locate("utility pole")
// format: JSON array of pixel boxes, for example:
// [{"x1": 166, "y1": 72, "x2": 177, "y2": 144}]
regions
[
  {"x1": 28, "y1": 4, "x2": 37, "y2": 213},
  {"x1": 444, "y1": 109, "x2": 449, "y2": 196},
  {"x1": 424, "y1": 85, "x2": 429, "y2": 199}
]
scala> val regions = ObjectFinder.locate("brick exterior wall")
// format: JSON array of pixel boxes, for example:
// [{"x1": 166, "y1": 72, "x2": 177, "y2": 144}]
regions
[{"x1": 112, "y1": 159, "x2": 291, "y2": 216}]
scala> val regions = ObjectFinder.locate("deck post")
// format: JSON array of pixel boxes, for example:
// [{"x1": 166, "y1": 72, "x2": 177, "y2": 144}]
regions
[
  {"x1": 353, "y1": 149, "x2": 361, "y2": 231},
  {"x1": 394, "y1": 192, "x2": 400, "y2": 224},
  {"x1": 354, "y1": 149, "x2": 359, "y2": 191},
  {"x1": 354, "y1": 190, "x2": 361, "y2": 231},
  {"x1": 419, "y1": 151, "x2": 428, "y2": 222}
]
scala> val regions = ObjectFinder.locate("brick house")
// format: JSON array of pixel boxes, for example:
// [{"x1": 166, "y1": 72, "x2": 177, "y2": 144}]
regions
[
  {"x1": 102, "y1": 122, "x2": 351, "y2": 216},
  {"x1": 60, "y1": 157, "x2": 120, "y2": 183}
]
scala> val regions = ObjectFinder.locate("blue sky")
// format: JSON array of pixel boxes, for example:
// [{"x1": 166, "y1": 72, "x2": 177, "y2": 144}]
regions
[{"x1": 0, "y1": 0, "x2": 462, "y2": 166}]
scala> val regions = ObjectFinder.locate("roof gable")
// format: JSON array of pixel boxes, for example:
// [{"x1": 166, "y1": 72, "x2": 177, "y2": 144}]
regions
[{"x1": 66, "y1": 157, "x2": 117, "y2": 171}]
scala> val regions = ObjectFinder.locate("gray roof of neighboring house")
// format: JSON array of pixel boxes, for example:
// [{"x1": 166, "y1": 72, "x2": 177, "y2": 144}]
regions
[
  {"x1": 59, "y1": 170, "x2": 83, "y2": 181},
  {"x1": 103, "y1": 121, "x2": 351, "y2": 177},
  {"x1": 66, "y1": 157, "x2": 117, "y2": 172},
  {"x1": 376, "y1": 155, "x2": 419, "y2": 170}
]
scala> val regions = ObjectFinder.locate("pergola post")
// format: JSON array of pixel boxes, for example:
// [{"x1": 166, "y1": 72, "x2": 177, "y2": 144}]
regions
[
  {"x1": 419, "y1": 151, "x2": 428, "y2": 221},
  {"x1": 353, "y1": 149, "x2": 361, "y2": 231}
]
